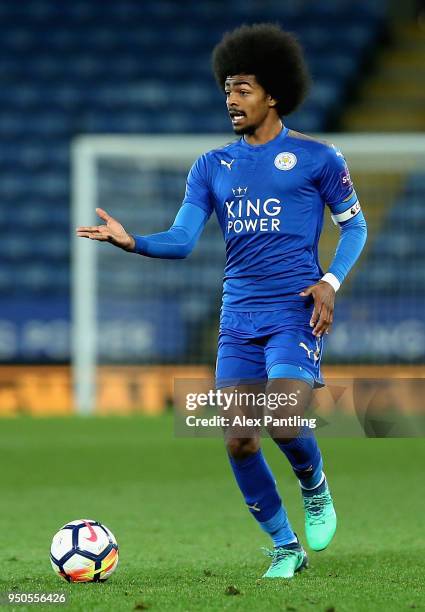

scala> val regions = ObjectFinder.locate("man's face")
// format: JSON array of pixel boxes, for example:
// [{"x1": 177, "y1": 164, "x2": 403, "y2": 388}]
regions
[{"x1": 225, "y1": 74, "x2": 276, "y2": 135}]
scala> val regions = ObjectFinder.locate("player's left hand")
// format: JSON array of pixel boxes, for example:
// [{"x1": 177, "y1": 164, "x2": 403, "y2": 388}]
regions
[{"x1": 299, "y1": 281, "x2": 335, "y2": 337}]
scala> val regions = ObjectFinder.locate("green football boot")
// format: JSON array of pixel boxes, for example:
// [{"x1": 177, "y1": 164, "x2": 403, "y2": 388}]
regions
[
  {"x1": 262, "y1": 540, "x2": 308, "y2": 579},
  {"x1": 302, "y1": 480, "x2": 337, "y2": 551}
]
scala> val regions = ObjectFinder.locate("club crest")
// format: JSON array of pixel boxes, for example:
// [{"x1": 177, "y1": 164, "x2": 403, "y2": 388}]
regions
[{"x1": 274, "y1": 152, "x2": 297, "y2": 171}]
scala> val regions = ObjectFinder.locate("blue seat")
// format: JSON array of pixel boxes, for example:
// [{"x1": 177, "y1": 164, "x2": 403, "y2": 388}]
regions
[
  {"x1": 288, "y1": 109, "x2": 324, "y2": 133},
  {"x1": 0, "y1": 235, "x2": 32, "y2": 260},
  {"x1": 12, "y1": 205, "x2": 51, "y2": 228},
  {"x1": 37, "y1": 235, "x2": 70, "y2": 260},
  {"x1": 18, "y1": 262, "x2": 70, "y2": 293},
  {"x1": 353, "y1": 169, "x2": 425, "y2": 298},
  {"x1": 388, "y1": 198, "x2": 425, "y2": 226},
  {"x1": 405, "y1": 173, "x2": 425, "y2": 193}
]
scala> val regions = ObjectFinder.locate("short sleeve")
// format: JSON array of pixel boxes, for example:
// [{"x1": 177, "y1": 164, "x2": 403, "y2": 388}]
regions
[
  {"x1": 316, "y1": 144, "x2": 356, "y2": 212},
  {"x1": 182, "y1": 154, "x2": 214, "y2": 216}
]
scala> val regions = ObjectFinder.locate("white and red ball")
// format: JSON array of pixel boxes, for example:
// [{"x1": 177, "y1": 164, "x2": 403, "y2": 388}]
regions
[{"x1": 50, "y1": 519, "x2": 119, "y2": 582}]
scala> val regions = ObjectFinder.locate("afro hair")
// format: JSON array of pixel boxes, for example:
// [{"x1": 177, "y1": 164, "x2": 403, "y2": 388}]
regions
[{"x1": 212, "y1": 23, "x2": 310, "y2": 117}]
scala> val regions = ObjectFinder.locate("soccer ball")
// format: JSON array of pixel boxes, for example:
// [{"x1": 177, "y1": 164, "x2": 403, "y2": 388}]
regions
[{"x1": 50, "y1": 519, "x2": 119, "y2": 582}]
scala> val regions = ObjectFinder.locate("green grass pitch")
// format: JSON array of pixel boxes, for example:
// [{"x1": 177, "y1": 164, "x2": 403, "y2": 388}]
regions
[{"x1": 0, "y1": 415, "x2": 423, "y2": 611}]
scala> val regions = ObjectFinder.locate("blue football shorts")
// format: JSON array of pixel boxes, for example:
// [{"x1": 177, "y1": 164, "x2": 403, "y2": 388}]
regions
[{"x1": 216, "y1": 306, "x2": 325, "y2": 389}]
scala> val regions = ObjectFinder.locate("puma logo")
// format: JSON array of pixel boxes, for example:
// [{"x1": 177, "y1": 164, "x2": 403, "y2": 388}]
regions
[
  {"x1": 299, "y1": 340, "x2": 321, "y2": 362},
  {"x1": 247, "y1": 502, "x2": 261, "y2": 512},
  {"x1": 220, "y1": 159, "x2": 235, "y2": 171}
]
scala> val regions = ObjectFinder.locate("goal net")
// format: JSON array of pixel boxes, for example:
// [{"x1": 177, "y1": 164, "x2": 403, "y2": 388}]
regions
[{"x1": 72, "y1": 134, "x2": 425, "y2": 413}]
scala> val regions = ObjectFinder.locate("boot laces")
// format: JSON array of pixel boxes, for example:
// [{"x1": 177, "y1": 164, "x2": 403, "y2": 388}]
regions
[
  {"x1": 304, "y1": 492, "x2": 331, "y2": 525},
  {"x1": 262, "y1": 546, "x2": 298, "y2": 568}
]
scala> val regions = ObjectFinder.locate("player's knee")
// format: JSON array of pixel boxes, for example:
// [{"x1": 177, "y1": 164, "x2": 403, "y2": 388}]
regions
[
  {"x1": 265, "y1": 412, "x2": 302, "y2": 441},
  {"x1": 226, "y1": 437, "x2": 260, "y2": 460},
  {"x1": 272, "y1": 435, "x2": 298, "y2": 445}
]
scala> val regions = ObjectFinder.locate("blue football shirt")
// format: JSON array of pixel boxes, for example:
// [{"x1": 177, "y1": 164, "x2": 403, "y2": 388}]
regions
[{"x1": 182, "y1": 126, "x2": 357, "y2": 311}]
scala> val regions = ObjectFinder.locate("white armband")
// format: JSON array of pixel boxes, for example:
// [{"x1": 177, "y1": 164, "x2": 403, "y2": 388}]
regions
[{"x1": 331, "y1": 201, "x2": 361, "y2": 225}]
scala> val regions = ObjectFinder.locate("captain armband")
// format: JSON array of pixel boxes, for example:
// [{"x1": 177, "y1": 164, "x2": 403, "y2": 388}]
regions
[{"x1": 331, "y1": 200, "x2": 361, "y2": 225}]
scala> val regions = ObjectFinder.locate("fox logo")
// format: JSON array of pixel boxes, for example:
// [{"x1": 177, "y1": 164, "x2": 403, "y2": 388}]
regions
[
  {"x1": 220, "y1": 159, "x2": 235, "y2": 171},
  {"x1": 299, "y1": 339, "x2": 321, "y2": 362}
]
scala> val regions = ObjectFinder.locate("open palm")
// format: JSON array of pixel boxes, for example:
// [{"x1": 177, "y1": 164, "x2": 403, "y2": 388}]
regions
[{"x1": 76, "y1": 208, "x2": 135, "y2": 251}]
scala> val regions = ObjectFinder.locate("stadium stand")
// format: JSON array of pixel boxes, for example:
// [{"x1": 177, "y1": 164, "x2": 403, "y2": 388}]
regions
[
  {"x1": 0, "y1": 0, "x2": 393, "y2": 363},
  {"x1": 352, "y1": 172, "x2": 425, "y2": 295},
  {"x1": 342, "y1": 22, "x2": 425, "y2": 131}
]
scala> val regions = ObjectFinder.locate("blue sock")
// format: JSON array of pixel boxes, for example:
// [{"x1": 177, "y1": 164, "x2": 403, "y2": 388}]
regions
[
  {"x1": 274, "y1": 428, "x2": 324, "y2": 490},
  {"x1": 259, "y1": 507, "x2": 298, "y2": 547},
  {"x1": 228, "y1": 449, "x2": 296, "y2": 546}
]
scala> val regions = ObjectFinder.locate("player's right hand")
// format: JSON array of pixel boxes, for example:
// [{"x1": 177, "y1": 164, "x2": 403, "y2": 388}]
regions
[
  {"x1": 299, "y1": 280, "x2": 335, "y2": 337},
  {"x1": 76, "y1": 208, "x2": 135, "y2": 252}
]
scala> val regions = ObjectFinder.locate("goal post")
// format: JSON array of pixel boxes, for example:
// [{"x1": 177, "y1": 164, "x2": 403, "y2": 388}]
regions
[
  {"x1": 71, "y1": 135, "x2": 231, "y2": 414},
  {"x1": 71, "y1": 139, "x2": 98, "y2": 415},
  {"x1": 71, "y1": 134, "x2": 425, "y2": 414}
]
